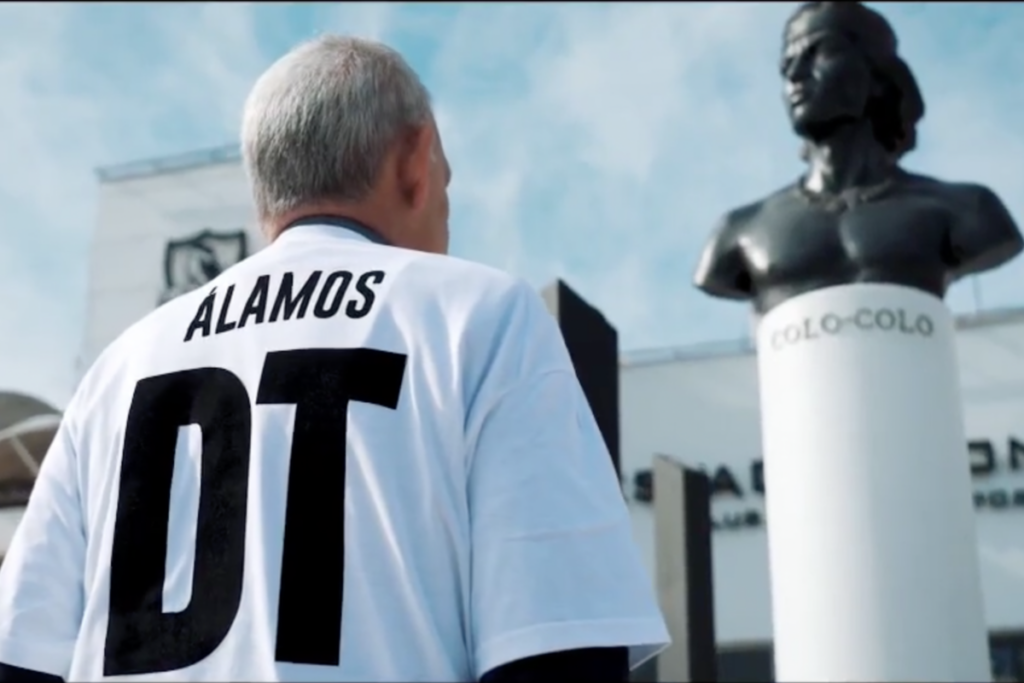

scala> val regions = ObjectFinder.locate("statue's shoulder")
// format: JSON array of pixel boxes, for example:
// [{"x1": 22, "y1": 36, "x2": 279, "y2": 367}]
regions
[
  {"x1": 897, "y1": 170, "x2": 996, "y2": 208},
  {"x1": 719, "y1": 201, "x2": 761, "y2": 231},
  {"x1": 717, "y1": 182, "x2": 800, "y2": 236},
  {"x1": 897, "y1": 171, "x2": 1021, "y2": 275}
]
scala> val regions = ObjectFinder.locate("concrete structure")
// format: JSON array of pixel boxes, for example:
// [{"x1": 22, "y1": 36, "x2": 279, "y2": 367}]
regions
[
  {"x1": 757, "y1": 284, "x2": 988, "y2": 682},
  {"x1": 652, "y1": 456, "x2": 716, "y2": 683}
]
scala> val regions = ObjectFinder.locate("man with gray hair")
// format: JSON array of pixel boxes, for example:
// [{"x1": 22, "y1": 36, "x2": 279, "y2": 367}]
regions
[{"x1": 0, "y1": 36, "x2": 668, "y2": 682}]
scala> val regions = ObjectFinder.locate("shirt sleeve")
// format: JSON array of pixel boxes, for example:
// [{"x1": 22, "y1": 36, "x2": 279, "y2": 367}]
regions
[
  {"x1": 464, "y1": 284, "x2": 669, "y2": 679},
  {"x1": 0, "y1": 414, "x2": 86, "y2": 677}
]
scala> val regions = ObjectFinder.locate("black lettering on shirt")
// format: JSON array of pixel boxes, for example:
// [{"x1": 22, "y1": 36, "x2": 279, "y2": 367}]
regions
[
  {"x1": 186, "y1": 269, "x2": 388, "y2": 342},
  {"x1": 269, "y1": 271, "x2": 322, "y2": 322},
  {"x1": 347, "y1": 271, "x2": 385, "y2": 319},
  {"x1": 183, "y1": 288, "x2": 216, "y2": 342},
  {"x1": 215, "y1": 285, "x2": 239, "y2": 334},
  {"x1": 237, "y1": 275, "x2": 271, "y2": 329},
  {"x1": 313, "y1": 271, "x2": 354, "y2": 319}
]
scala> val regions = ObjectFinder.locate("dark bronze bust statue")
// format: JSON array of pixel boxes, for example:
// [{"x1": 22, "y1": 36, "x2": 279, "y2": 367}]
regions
[{"x1": 694, "y1": 1, "x2": 1023, "y2": 315}]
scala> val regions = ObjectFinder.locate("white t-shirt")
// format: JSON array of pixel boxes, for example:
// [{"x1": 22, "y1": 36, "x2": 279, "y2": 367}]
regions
[{"x1": 0, "y1": 222, "x2": 669, "y2": 681}]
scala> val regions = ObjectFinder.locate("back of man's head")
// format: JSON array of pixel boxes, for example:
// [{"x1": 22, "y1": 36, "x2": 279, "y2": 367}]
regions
[{"x1": 242, "y1": 35, "x2": 449, "y2": 252}]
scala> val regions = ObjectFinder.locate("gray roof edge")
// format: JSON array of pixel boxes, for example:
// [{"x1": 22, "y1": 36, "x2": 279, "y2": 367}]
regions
[{"x1": 95, "y1": 144, "x2": 242, "y2": 184}]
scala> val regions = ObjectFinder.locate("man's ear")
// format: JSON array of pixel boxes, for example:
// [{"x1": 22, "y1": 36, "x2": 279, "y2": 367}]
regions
[{"x1": 397, "y1": 123, "x2": 436, "y2": 211}]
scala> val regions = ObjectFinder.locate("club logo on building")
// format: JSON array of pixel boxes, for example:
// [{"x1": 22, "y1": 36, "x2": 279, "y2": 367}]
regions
[{"x1": 159, "y1": 229, "x2": 248, "y2": 305}]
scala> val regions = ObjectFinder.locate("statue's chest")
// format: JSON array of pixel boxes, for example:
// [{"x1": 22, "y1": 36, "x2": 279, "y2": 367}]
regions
[{"x1": 742, "y1": 194, "x2": 954, "y2": 283}]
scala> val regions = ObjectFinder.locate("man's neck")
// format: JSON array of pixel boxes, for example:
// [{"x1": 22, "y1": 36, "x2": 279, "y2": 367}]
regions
[
  {"x1": 802, "y1": 120, "x2": 896, "y2": 195},
  {"x1": 267, "y1": 200, "x2": 396, "y2": 244}
]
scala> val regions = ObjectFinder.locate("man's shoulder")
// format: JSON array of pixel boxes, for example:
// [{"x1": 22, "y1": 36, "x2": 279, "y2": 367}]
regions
[
  {"x1": 72, "y1": 288, "x2": 211, "y2": 412},
  {"x1": 397, "y1": 250, "x2": 560, "y2": 359},
  {"x1": 403, "y1": 249, "x2": 523, "y2": 290},
  {"x1": 270, "y1": 236, "x2": 528, "y2": 303},
  {"x1": 395, "y1": 249, "x2": 539, "y2": 315}
]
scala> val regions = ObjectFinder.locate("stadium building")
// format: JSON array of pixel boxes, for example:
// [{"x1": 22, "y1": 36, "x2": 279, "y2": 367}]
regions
[{"x1": 4, "y1": 146, "x2": 1024, "y2": 681}]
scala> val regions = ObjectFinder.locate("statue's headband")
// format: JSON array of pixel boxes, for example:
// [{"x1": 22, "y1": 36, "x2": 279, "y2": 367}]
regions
[
  {"x1": 784, "y1": 2, "x2": 897, "y2": 61},
  {"x1": 784, "y1": 1, "x2": 924, "y2": 133}
]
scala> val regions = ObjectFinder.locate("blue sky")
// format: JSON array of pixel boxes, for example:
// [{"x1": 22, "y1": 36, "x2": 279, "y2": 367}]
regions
[{"x1": 3, "y1": 1, "x2": 1024, "y2": 407}]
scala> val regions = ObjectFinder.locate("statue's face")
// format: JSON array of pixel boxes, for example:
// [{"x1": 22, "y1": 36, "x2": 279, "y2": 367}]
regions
[{"x1": 781, "y1": 11, "x2": 875, "y2": 137}]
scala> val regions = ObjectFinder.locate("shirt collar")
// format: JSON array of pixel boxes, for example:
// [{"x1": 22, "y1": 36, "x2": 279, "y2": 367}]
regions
[{"x1": 274, "y1": 215, "x2": 391, "y2": 246}]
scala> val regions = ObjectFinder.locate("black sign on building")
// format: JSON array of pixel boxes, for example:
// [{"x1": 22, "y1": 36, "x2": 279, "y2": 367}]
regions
[
  {"x1": 541, "y1": 280, "x2": 621, "y2": 477},
  {"x1": 159, "y1": 229, "x2": 249, "y2": 305}
]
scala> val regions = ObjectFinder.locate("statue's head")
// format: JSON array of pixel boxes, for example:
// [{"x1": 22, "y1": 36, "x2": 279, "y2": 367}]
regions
[{"x1": 781, "y1": 1, "x2": 925, "y2": 160}]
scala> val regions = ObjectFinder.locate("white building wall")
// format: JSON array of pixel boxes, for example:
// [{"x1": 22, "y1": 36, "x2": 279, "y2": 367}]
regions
[
  {"x1": 81, "y1": 150, "x2": 260, "y2": 377},
  {"x1": 621, "y1": 351, "x2": 772, "y2": 645}
]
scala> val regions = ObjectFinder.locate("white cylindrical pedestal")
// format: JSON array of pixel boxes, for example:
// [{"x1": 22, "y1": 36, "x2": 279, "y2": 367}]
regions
[{"x1": 756, "y1": 283, "x2": 990, "y2": 683}]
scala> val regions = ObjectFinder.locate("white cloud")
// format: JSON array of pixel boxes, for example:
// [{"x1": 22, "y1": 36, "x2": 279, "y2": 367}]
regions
[
  {"x1": 3, "y1": 2, "x2": 1024, "y2": 405},
  {"x1": 433, "y1": 2, "x2": 804, "y2": 349},
  {"x1": 0, "y1": 6, "x2": 105, "y2": 406}
]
